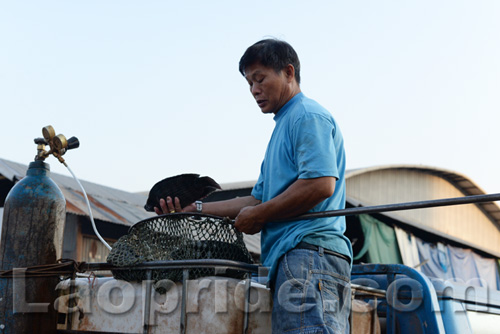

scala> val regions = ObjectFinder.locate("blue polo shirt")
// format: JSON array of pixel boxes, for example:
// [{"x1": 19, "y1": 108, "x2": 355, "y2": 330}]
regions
[{"x1": 251, "y1": 92, "x2": 352, "y2": 281}]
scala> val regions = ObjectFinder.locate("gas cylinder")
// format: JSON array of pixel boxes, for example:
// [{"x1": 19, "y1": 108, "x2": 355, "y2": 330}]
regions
[{"x1": 0, "y1": 159, "x2": 66, "y2": 332}]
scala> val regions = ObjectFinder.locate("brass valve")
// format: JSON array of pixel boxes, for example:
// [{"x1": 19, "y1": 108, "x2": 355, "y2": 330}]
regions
[{"x1": 34, "y1": 125, "x2": 80, "y2": 164}]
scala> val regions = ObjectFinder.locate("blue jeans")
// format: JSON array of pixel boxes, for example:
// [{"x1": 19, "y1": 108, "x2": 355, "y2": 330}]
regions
[{"x1": 272, "y1": 246, "x2": 351, "y2": 334}]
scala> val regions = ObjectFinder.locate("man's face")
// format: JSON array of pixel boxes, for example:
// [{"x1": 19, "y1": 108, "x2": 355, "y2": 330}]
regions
[{"x1": 244, "y1": 63, "x2": 292, "y2": 114}]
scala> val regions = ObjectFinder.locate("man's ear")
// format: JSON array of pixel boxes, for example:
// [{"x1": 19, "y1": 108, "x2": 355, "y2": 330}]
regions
[{"x1": 284, "y1": 64, "x2": 296, "y2": 83}]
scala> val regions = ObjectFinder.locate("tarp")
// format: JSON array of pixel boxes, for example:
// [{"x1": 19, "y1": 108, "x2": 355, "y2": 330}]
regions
[
  {"x1": 417, "y1": 238, "x2": 500, "y2": 290},
  {"x1": 448, "y1": 244, "x2": 500, "y2": 290},
  {"x1": 354, "y1": 215, "x2": 402, "y2": 264},
  {"x1": 354, "y1": 214, "x2": 500, "y2": 290},
  {"x1": 471, "y1": 251, "x2": 500, "y2": 290},
  {"x1": 416, "y1": 238, "x2": 454, "y2": 280},
  {"x1": 394, "y1": 226, "x2": 421, "y2": 270}
]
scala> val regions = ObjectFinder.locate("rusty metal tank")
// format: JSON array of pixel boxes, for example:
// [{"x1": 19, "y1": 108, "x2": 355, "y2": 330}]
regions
[{"x1": 0, "y1": 160, "x2": 66, "y2": 333}]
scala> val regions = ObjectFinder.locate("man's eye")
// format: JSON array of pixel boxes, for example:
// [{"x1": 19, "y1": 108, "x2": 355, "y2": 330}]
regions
[{"x1": 257, "y1": 78, "x2": 264, "y2": 83}]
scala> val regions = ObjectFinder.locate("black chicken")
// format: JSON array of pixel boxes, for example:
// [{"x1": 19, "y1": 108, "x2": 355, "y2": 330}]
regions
[{"x1": 144, "y1": 173, "x2": 221, "y2": 212}]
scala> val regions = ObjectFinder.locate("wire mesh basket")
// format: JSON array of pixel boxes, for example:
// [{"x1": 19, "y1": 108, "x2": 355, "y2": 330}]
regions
[{"x1": 107, "y1": 213, "x2": 253, "y2": 284}]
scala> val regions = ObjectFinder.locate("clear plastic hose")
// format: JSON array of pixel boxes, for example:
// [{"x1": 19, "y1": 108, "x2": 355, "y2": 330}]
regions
[{"x1": 64, "y1": 162, "x2": 112, "y2": 250}]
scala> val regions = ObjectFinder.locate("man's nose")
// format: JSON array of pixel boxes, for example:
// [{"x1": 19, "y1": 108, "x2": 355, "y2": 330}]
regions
[{"x1": 251, "y1": 84, "x2": 261, "y2": 96}]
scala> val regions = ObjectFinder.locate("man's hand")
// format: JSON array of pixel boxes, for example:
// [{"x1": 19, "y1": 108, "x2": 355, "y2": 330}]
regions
[
  {"x1": 154, "y1": 196, "x2": 195, "y2": 215},
  {"x1": 234, "y1": 206, "x2": 265, "y2": 234}
]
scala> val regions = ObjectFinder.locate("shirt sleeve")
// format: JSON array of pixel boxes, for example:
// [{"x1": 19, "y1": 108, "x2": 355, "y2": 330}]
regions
[
  {"x1": 292, "y1": 112, "x2": 339, "y2": 180},
  {"x1": 251, "y1": 162, "x2": 264, "y2": 201}
]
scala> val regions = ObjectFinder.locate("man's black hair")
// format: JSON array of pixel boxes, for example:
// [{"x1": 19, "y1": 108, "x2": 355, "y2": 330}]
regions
[{"x1": 239, "y1": 39, "x2": 301, "y2": 84}]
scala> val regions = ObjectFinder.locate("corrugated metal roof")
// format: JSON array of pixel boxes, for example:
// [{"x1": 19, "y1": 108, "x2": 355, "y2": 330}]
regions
[
  {"x1": 0, "y1": 158, "x2": 155, "y2": 226},
  {"x1": 219, "y1": 180, "x2": 257, "y2": 190},
  {"x1": 0, "y1": 158, "x2": 27, "y2": 182},
  {"x1": 346, "y1": 164, "x2": 500, "y2": 228}
]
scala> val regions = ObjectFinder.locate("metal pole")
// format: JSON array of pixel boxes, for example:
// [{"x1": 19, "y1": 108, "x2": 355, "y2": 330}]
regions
[
  {"x1": 349, "y1": 290, "x2": 354, "y2": 334},
  {"x1": 371, "y1": 297, "x2": 377, "y2": 334},
  {"x1": 143, "y1": 270, "x2": 153, "y2": 334},
  {"x1": 386, "y1": 273, "x2": 396, "y2": 334},
  {"x1": 66, "y1": 271, "x2": 77, "y2": 331},
  {"x1": 281, "y1": 193, "x2": 500, "y2": 222},
  {"x1": 242, "y1": 274, "x2": 251, "y2": 334},
  {"x1": 180, "y1": 269, "x2": 189, "y2": 334}
]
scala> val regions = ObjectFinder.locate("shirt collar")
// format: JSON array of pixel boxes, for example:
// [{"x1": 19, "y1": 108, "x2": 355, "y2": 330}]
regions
[{"x1": 273, "y1": 92, "x2": 304, "y2": 122}]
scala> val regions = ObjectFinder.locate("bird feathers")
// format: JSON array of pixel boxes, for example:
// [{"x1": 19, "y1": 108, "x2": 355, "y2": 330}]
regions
[{"x1": 144, "y1": 173, "x2": 221, "y2": 212}]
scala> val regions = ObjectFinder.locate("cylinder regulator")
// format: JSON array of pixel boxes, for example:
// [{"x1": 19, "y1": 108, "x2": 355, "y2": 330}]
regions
[{"x1": 0, "y1": 125, "x2": 79, "y2": 334}]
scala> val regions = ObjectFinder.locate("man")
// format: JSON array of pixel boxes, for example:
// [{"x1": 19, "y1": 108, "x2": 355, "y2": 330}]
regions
[{"x1": 157, "y1": 39, "x2": 352, "y2": 334}]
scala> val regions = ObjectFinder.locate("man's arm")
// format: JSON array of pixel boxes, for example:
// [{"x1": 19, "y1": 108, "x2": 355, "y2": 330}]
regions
[
  {"x1": 155, "y1": 176, "x2": 335, "y2": 234},
  {"x1": 235, "y1": 176, "x2": 335, "y2": 234},
  {"x1": 156, "y1": 195, "x2": 261, "y2": 219}
]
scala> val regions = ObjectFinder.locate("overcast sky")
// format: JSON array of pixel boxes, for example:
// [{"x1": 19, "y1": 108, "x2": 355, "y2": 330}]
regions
[{"x1": 1, "y1": 1, "x2": 499, "y2": 199}]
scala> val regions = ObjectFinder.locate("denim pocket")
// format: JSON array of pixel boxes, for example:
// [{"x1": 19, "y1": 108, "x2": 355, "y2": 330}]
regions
[
  {"x1": 319, "y1": 278, "x2": 350, "y2": 332},
  {"x1": 282, "y1": 249, "x2": 313, "y2": 291},
  {"x1": 273, "y1": 248, "x2": 352, "y2": 334}
]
